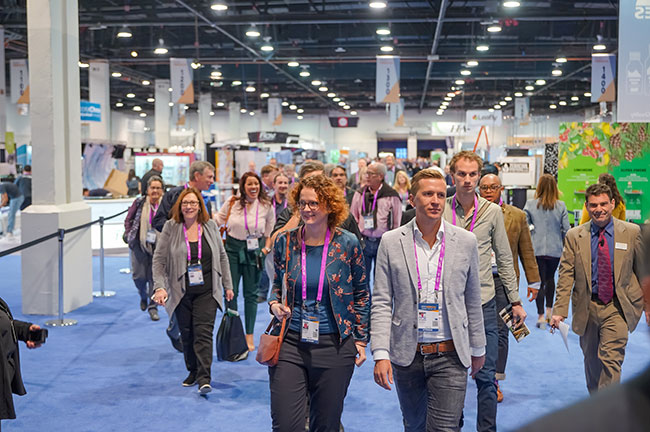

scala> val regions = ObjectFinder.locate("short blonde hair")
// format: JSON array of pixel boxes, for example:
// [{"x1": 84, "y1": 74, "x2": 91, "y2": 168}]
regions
[
  {"x1": 410, "y1": 169, "x2": 445, "y2": 196},
  {"x1": 449, "y1": 151, "x2": 484, "y2": 174}
]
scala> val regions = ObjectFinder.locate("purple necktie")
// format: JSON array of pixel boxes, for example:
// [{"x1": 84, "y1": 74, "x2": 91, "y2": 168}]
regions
[{"x1": 597, "y1": 228, "x2": 613, "y2": 304}]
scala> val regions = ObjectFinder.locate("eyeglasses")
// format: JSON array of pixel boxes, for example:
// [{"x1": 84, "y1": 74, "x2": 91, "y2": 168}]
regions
[
  {"x1": 367, "y1": 171, "x2": 381, "y2": 177},
  {"x1": 181, "y1": 201, "x2": 200, "y2": 207},
  {"x1": 479, "y1": 185, "x2": 501, "y2": 192},
  {"x1": 298, "y1": 200, "x2": 320, "y2": 211}
]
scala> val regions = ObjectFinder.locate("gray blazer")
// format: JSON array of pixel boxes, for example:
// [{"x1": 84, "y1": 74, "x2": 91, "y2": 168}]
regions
[
  {"x1": 523, "y1": 199, "x2": 570, "y2": 258},
  {"x1": 371, "y1": 219, "x2": 486, "y2": 368},
  {"x1": 152, "y1": 219, "x2": 233, "y2": 316}
]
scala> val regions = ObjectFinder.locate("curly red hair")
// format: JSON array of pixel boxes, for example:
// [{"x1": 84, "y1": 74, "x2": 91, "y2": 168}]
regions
[{"x1": 290, "y1": 174, "x2": 348, "y2": 229}]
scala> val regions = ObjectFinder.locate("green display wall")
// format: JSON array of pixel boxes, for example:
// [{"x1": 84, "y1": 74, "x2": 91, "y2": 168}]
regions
[{"x1": 558, "y1": 122, "x2": 650, "y2": 224}]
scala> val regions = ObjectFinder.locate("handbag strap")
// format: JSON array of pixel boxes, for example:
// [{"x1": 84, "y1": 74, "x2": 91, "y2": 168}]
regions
[
  {"x1": 223, "y1": 196, "x2": 236, "y2": 228},
  {"x1": 265, "y1": 233, "x2": 291, "y2": 337}
]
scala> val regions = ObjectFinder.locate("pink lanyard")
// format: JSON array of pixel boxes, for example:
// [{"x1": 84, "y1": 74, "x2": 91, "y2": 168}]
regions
[
  {"x1": 149, "y1": 203, "x2": 159, "y2": 225},
  {"x1": 301, "y1": 227, "x2": 331, "y2": 305},
  {"x1": 498, "y1": 197, "x2": 503, "y2": 206},
  {"x1": 362, "y1": 184, "x2": 382, "y2": 214},
  {"x1": 413, "y1": 229, "x2": 445, "y2": 294},
  {"x1": 243, "y1": 200, "x2": 259, "y2": 236},
  {"x1": 452, "y1": 193, "x2": 479, "y2": 232},
  {"x1": 183, "y1": 224, "x2": 202, "y2": 262}
]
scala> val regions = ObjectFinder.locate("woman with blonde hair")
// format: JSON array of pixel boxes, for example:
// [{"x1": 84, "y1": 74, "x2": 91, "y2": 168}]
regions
[
  {"x1": 393, "y1": 170, "x2": 411, "y2": 210},
  {"x1": 523, "y1": 174, "x2": 570, "y2": 327},
  {"x1": 579, "y1": 172, "x2": 626, "y2": 224}
]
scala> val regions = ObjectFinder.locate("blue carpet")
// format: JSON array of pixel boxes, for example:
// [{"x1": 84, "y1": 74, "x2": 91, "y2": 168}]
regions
[{"x1": 2, "y1": 255, "x2": 649, "y2": 431}]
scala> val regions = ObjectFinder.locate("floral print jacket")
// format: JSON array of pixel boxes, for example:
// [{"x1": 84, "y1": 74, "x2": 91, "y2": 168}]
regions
[{"x1": 271, "y1": 227, "x2": 370, "y2": 343}]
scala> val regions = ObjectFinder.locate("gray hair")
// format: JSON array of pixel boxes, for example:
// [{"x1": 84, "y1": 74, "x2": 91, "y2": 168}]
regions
[
  {"x1": 369, "y1": 162, "x2": 387, "y2": 178},
  {"x1": 147, "y1": 175, "x2": 164, "y2": 188},
  {"x1": 190, "y1": 160, "x2": 215, "y2": 181}
]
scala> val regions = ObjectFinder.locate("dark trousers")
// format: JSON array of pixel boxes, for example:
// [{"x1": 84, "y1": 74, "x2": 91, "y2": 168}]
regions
[
  {"x1": 362, "y1": 236, "x2": 381, "y2": 283},
  {"x1": 225, "y1": 236, "x2": 261, "y2": 334},
  {"x1": 269, "y1": 331, "x2": 356, "y2": 432},
  {"x1": 493, "y1": 274, "x2": 509, "y2": 381},
  {"x1": 393, "y1": 350, "x2": 468, "y2": 432},
  {"x1": 474, "y1": 298, "x2": 498, "y2": 432},
  {"x1": 257, "y1": 267, "x2": 270, "y2": 301},
  {"x1": 175, "y1": 288, "x2": 218, "y2": 385},
  {"x1": 535, "y1": 256, "x2": 560, "y2": 315},
  {"x1": 133, "y1": 278, "x2": 157, "y2": 311}
]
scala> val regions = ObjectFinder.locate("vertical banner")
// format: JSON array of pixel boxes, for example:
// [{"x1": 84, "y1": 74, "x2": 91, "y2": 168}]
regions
[
  {"x1": 155, "y1": 79, "x2": 171, "y2": 149},
  {"x1": 618, "y1": 2, "x2": 650, "y2": 121},
  {"x1": 268, "y1": 97, "x2": 282, "y2": 126},
  {"x1": 198, "y1": 93, "x2": 212, "y2": 144},
  {"x1": 591, "y1": 54, "x2": 616, "y2": 103},
  {"x1": 5, "y1": 131, "x2": 15, "y2": 154},
  {"x1": 514, "y1": 97, "x2": 530, "y2": 119},
  {"x1": 389, "y1": 99, "x2": 405, "y2": 126},
  {"x1": 88, "y1": 59, "x2": 110, "y2": 139},
  {"x1": 170, "y1": 58, "x2": 194, "y2": 105},
  {"x1": 0, "y1": 27, "x2": 6, "y2": 139},
  {"x1": 229, "y1": 102, "x2": 241, "y2": 139},
  {"x1": 10, "y1": 59, "x2": 30, "y2": 104},
  {"x1": 376, "y1": 56, "x2": 400, "y2": 104}
]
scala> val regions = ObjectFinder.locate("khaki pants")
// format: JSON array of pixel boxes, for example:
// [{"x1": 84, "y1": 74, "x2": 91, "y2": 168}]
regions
[{"x1": 579, "y1": 297, "x2": 628, "y2": 394}]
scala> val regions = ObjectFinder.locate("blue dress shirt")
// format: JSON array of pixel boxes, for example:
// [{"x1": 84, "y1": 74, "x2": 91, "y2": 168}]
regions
[{"x1": 590, "y1": 218, "x2": 615, "y2": 295}]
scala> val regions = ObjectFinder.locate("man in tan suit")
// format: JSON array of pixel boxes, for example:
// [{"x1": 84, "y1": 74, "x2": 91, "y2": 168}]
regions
[{"x1": 551, "y1": 183, "x2": 646, "y2": 393}]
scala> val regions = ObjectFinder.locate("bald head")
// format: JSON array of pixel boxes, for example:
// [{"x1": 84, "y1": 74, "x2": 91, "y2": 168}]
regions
[
  {"x1": 479, "y1": 173, "x2": 504, "y2": 204},
  {"x1": 152, "y1": 158, "x2": 164, "y2": 171}
]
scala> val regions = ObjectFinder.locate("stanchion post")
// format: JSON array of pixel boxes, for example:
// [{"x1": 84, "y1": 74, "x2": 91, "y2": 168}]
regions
[
  {"x1": 93, "y1": 216, "x2": 116, "y2": 298},
  {"x1": 45, "y1": 229, "x2": 77, "y2": 327}
]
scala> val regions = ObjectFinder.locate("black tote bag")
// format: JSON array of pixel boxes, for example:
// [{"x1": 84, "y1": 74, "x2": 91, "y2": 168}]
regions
[{"x1": 216, "y1": 308, "x2": 249, "y2": 362}]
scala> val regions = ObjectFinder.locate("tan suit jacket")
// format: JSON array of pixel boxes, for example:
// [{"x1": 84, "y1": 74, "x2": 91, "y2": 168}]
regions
[
  {"x1": 553, "y1": 219, "x2": 645, "y2": 335},
  {"x1": 502, "y1": 204, "x2": 540, "y2": 285}
]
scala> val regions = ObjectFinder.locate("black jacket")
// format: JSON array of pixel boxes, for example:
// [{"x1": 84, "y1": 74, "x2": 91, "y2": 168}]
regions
[
  {"x1": 0, "y1": 298, "x2": 30, "y2": 420},
  {"x1": 140, "y1": 168, "x2": 162, "y2": 196}
]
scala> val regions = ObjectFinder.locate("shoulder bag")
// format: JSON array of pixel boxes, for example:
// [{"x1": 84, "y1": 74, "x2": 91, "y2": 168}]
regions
[{"x1": 219, "y1": 196, "x2": 237, "y2": 239}]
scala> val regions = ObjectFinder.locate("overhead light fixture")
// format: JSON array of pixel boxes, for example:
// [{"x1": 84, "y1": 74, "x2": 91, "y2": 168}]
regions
[
  {"x1": 211, "y1": 1, "x2": 228, "y2": 11},
  {"x1": 297, "y1": 108, "x2": 304, "y2": 113},
  {"x1": 455, "y1": 79, "x2": 465, "y2": 85},
  {"x1": 369, "y1": 1, "x2": 387, "y2": 9},
  {"x1": 376, "y1": 27, "x2": 391, "y2": 36},
  {"x1": 503, "y1": 1, "x2": 520, "y2": 7},
  {"x1": 216, "y1": 101, "x2": 225, "y2": 107},
  {"x1": 555, "y1": 56, "x2": 567, "y2": 63},
  {"x1": 299, "y1": 70, "x2": 310, "y2": 77},
  {"x1": 333, "y1": 97, "x2": 341, "y2": 102},
  {"x1": 130, "y1": 51, "x2": 138, "y2": 58},
  {"x1": 183, "y1": 106, "x2": 189, "y2": 110},
  {"x1": 287, "y1": 61, "x2": 300, "y2": 67},
  {"x1": 260, "y1": 92, "x2": 270, "y2": 98},
  {"x1": 297, "y1": 115, "x2": 304, "y2": 120},
  {"x1": 593, "y1": 44, "x2": 606, "y2": 51},
  {"x1": 78, "y1": 61, "x2": 89, "y2": 68},
  {"x1": 559, "y1": 101, "x2": 567, "y2": 106},
  {"x1": 319, "y1": 86, "x2": 328, "y2": 92},
  {"x1": 210, "y1": 111, "x2": 215, "y2": 116},
  {"x1": 289, "y1": 104, "x2": 297, "y2": 110},
  {"x1": 116, "y1": 25, "x2": 132, "y2": 38},
  {"x1": 549, "y1": 104, "x2": 557, "y2": 109},
  {"x1": 249, "y1": 111, "x2": 255, "y2": 116},
  {"x1": 281, "y1": 101, "x2": 289, "y2": 107},
  {"x1": 440, "y1": 105, "x2": 448, "y2": 110},
  {"x1": 335, "y1": 47, "x2": 347, "y2": 53},
  {"x1": 535, "y1": 79, "x2": 546, "y2": 86},
  {"x1": 343, "y1": 105, "x2": 351, "y2": 110},
  {"x1": 447, "y1": 92, "x2": 456, "y2": 97},
  {"x1": 460, "y1": 70, "x2": 471, "y2": 76},
  {"x1": 141, "y1": 80, "x2": 151, "y2": 86},
  {"x1": 487, "y1": 25, "x2": 502, "y2": 33},
  {"x1": 584, "y1": 92, "x2": 592, "y2": 97},
  {"x1": 147, "y1": 97, "x2": 155, "y2": 102},
  {"x1": 467, "y1": 60, "x2": 479, "y2": 67},
  {"x1": 327, "y1": 93, "x2": 336, "y2": 98},
  {"x1": 126, "y1": 93, "x2": 135, "y2": 98},
  {"x1": 571, "y1": 96, "x2": 579, "y2": 101},
  {"x1": 139, "y1": 112, "x2": 147, "y2": 118},
  {"x1": 154, "y1": 39, "x2": 168, "y2": 55},
  {"x1": 111, "y1": 72, "x2": 122, "y2": 78},
  {"x1": 246, "y1": 24, "x2": 261, "y2": 38},
  {"x1": 350, "y1": 111, "x2": 358, "y2": 115},
  {"x1": 476, "y1": 44, "x2": 489, "y2": 52},
  {"x1": 505, "y1": 96, "x2": 513, "y2": 101},
  {"x1": 211, "y1": 70, "x2": 222, "y2": 77},
  {"x1": 115, "y1": 102, "x2": 124, "y2": 108},
  {"x1": 232, "y1": 80, "x2": 242, "y2": 86},
  {"x1": 168, "y1": 87, "x2": 172, "y2": 92},
  {"x1": 499, "y1": 101, "x2": 507, "y2": 106},
  {"x1": 494, "y1": 105, "x2": 502, "y2": 110},
  {"x1": 338, "y1": 101, "x2": 346, "y2": 106},
  {"x1": 311, "y1": 80, "x2": 322, "y2": 86},
  {"x1": 436, "y1": 111, "x2": 444, "y2": 116},
  {"x1": 245, "y1": 84, "x2": 256, "y2": 93},
  {"x1": 514, "y1": 92, "x2": 523, "y2": 97},
  {"x1": 240, "y1": 108, "x2": 247, "y2": 113},
  {"x1": 132, "y1": 106, "x2": 142, "y2": 112},
  {"x1": 168, "y1": 102, "x2": 174, "y2": 107},
  {"x1": 260, "y1": 44, "x2": 274, "y2": 52},
  {"x1": 442, "y1": 101, "x2": 450, "y2": 106},
  {"x1": 191, "y1": 61, "x2": 201, "y2": 70},
  {"x1": 525, "y1": 92, "x2": 534, "y2": 96},
  {"x1": 444, "y1": 97, "x2": 452, "y2": 101},
  {"x1": 525, "y1": 85, "x2": 534, "y2": 91},
  {"x1": 552, "y1": 69, "x2": 563, "y2": 76},
  {"x1": 380, "y1": 45, "x2": 394, "y2": 52}
]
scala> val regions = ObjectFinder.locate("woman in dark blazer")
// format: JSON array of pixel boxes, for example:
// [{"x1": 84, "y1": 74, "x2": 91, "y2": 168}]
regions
[
  {"x1": 1, "y1": 297, "x2": 42, "y2": 427},
  {"x1": 152, "y1": 187, "x2": 234, "y2": 395},
  {"x1": 268, "y1": 175, "x2": 370, "y2": 432}
]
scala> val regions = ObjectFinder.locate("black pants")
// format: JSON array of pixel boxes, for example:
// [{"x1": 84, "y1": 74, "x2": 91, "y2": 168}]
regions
[
  {"x1": 493, "y1": 273, "x2": 509, "y2": 381},
  {"x1": 535, "y1": 256, "x2": 560, "y2": 315},
  {"x1": 269, "y1": 331, "x2": 356, "y2": 432},
  {"x1": 175, "y1": 287, "x2": 218, "y2": 385}
]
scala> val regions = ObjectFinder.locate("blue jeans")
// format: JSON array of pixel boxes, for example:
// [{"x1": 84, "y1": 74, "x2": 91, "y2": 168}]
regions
[
  {"x1": 474, "y1": 298, "x2": 498, "y2": 432},
  {"x1": 393, "y1": 350, "x2": 468, "y2": 432},
  {"x1": 7, "y1": 195, "x2": 24, "y2": 234},
  {"x1": 362, "y1": 236, "x2": 381, "y2": 283}
]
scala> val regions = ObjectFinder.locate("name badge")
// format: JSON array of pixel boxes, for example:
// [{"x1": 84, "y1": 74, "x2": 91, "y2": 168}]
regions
[
  {"x1": 301, "y1": 314, "x2": 320, "y2": 344},
  {"x1": 246, "y1": 236, "x2": 259, "y2": 251},
  {"x1": 363, "y1": 215, "x2": 375, "y2": 230},
  {"x1": 187, "y1": 264, "x2": 204, "y2": 286},
  {"x1": 615, "y1": 242, "x2": 628, "y2": 250},
  {"x1": 146, "y1": 229, "x2": 157, "y2": 244},
  {"x1": 418, "y1": 303, "x2": 440, "y2": 333}
]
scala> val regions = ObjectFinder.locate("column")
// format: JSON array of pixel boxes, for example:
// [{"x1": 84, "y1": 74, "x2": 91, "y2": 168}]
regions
[
  {"x1": 0, "y1": 27, "x2": 6, "y2": 139},
  {"x1": 88, "y1": 59, "x2": 110, "y2": 139},
  {"x1": 198, "y1": 93, "x2": 212, "y2": 144},
  {"x1": 154, "y1": 79, "x2": 170, "y2": 149},
  {"x1": 407, "y1": 134, "x2": 417, "y2": 160},
  {"x1": 21, "y1": 0, "x2": 92, "y2": 315},
  {"x1": 228, "y1": 101, "x2": 240, "y2": 140}
]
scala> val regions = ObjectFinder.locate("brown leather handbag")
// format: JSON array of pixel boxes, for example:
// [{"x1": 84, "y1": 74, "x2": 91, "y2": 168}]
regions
[
  {"x1": 256, "y1": 235, "x2": 290, "y2": 367},
  {"x1": 219, "y1": 196, "x2": 236, "y2": 239}
]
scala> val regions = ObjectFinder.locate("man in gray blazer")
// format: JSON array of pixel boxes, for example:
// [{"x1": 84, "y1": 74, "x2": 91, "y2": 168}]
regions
[{"x1": 372, "y1": 169, "x2": 486, "y2": 431}]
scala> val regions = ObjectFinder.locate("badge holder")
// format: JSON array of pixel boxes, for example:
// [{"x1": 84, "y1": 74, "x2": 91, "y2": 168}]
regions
[
  {"x1": 301, "y1": 306, "x2": 320, "y2": 344},
  {"x1": 363, "y1": 215, "x2": 375, "y2": 230},
  {"x1": 246, "y1": 236, "x2": 259, "y2": 251},
  {"x1": 188, "y1": 263, "x2": 204, "y2": 286},
  {"x1": 417, "y1": 303, "x2": 441, "y2": 334},
  {"x1": 146, "y1": 229, "x2": 157, "y2": 244}
]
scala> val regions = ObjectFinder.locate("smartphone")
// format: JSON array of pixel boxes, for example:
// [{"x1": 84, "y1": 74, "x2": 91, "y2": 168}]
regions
[{"x1": 28, "y1": 328, "x2": 48, "y2": 344}]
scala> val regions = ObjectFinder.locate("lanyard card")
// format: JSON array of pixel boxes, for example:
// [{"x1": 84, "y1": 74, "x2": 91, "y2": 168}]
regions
[
  {"x1": 418, "y1": 303, "x2": 440, "y2": 333},
  {"x1": 301, "y1": 314, "x2": 320, "y2": 344},
  {"x1": 187, "y1": 263, "x2": 204, "y2": 286},
  {"x1": 363, "y1": 215, "x2": 375, "y2": 230},
  {"x1": 146, "y1": 229, "x2": 157, "y2": 244},
  {"x1": 246, "y1": 236, "x2": 259, "y2": 251}
]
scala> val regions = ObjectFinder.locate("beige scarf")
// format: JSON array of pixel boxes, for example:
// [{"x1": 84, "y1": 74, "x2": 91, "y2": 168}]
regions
[{"x1": 138, "y1": 198, "x2": 158, "y2": 255}]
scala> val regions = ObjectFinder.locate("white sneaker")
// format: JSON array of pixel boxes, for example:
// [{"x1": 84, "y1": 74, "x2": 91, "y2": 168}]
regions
[{"x1": 198, "y1": 383, "x2": 212, "y2": 395}]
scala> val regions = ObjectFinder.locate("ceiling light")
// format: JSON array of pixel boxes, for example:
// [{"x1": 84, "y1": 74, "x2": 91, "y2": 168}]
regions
[
  {"x1": 552, "y1": 69, "x2": 563, "y2": 76},
  {"x1": 436, "y1": 111, "x2": 444, "y2": 116},
  {"x1": 503, "y1": 1, "x2": 520, "y2": 7},
  {"x1": 168, "y1": 102, "x2": 174, "y2": 107},
  {"x1": 319, "y1": 86, "x2": 328, "y2": 92},
  {"x1": 451, "y1": 86, "x2": 456, "y2": 91},
  {"x1": 288, "y1": 61, "x2": 300, "y2": 67},
  {"x1": 139, "y1": 113, "x2": 147, "y2": 117},
  {"x1": 460, "y1": 70, "x2": 471, "y2": 76},
  {"x1": 131, "y1": 50, "x2": 138, "y2": 58},
  {"x1": 115, "y1": 102, "x2": 124, "y2": 108},
  {"x1": 261, "y1": 44, "x2": 274, "y2": 52},
  {"x1": 245, "y1": 84, "x2": 256, "y2": 93},
  {"x1": 535, "y1": 79, "x2": 546, "y2": 86},
  {"x1": 505, "y1": 96, "x2": 513, "y2": 101},
  {"x1": 327, "y1": 93, "x2": 336, "y2": 98},
  {"x1": 571, "y1": 96, "x2": 579, "y2": 101},
  {"x1": 211, "y1": 70, "x2": 222, "y2": 77},
  {"x1": 249, "y1": 111, "x2": 255, "y2": 116},
  {"x1": 154, "y1": 39, "x2": 168, "y2": 55},
  {"x1": 369, "y1": 1, "x2": 387, "y2": 9},
  {"x1": 447, "y1": 92, "x2": 456, "y2": 97},
  {"x1": 191, "y1": 61, "x2": 202, "y2": 70},
  {"x1": 555, "y1": 56, "x2": 567, "y2": 63},
  {"x1": 210, "y1": 1, "x2": 228, "y2": 11},
  {"x1": 380, "y1": 45, "x2": 394, "y2": 52},
  {"x1": 116, "y1": 26, "x2": 132, "y2": 38},
  {"x1": 476, "y1": 44, "x2": 489, "y2": 52},
  {"x1": 549, "y1": 104, "x2": 557, "y2": 109},
  {"x1": 216, "y1": 102, "x2": 225, "y2": 107},
  {"x1": 299, "y1": 70, "x2": 311, "y2": 77},
  {"x1": 78, "y1": 61, "x2": 89, "y2": 68},
  {"x1": 440, "y1": 105, "x2": 448, "y2": 110},
  {"x1": 132, "y1": 106, "x2": 142, "y2": 112},
  {"x1": 260, "y1": 92, "x2": 270, "y2": 98},
  {"x1": 333, "y1": 97, "x2": 341, "y2": 102},
  {"x1": 168, "y1": 87, "x2": 172, "y2": 92},
  {"x1": 525, "y1": 92, "x2": 533, "y2": 96},
  {"x1": 342, "y1": 105, "x2": 350, "y2": 110},
  {"x1": 111, "y1": 72, "x2": 122, "y2": 78},
  {"x1": 442, "y1": 101, "x2": 450, "y2": 106},
  {"x1": 210, "y1": 111, "x2": 215, "y2": 116},
  {"x1": 584, "y1": 92, "x2": 592, "y2": 97},
  {"x1": 494, "y1": 105, "x2": 502, "y2": 110},
  {"x1": 444, "y1": 97, "x2": 452, "y2": 101},
  {"x1": 126, "y1": 93, "x2": 135, "y2": 98},
  {"x1": 311, "y1": 80, "x2": 322, "y2": 86},
  {"x1": 297, "y1": 108, "x2": 304, "y2": 113},
  {"x1": 232, "y1": 80, "x2": 242, "y2": 86},
  {"x1": 281, "y1": 101, "x2": 289, "y2": 107},
  {"x1": 487, "y1": 25, "x2": 502, "y2": 33},
  {"x1": 297, "y1": 115, "x2": 304, "y2": 120},
  {"x1": 338, "y1": 101, "x2": 346, "y2": 106},
  {"x1": 350, "y1": 111, "x2": 358, "y2": 115},
  {"x1": 488, "y1": 108, "x2": 494, "y2": 112},
  {"x1": 376, "y1": 27, "x2": 391, "y2": 36},
  {"x1": 467, "y1": 60, "x2": 479, "y2": 67},
  {"x1": 289, "y1": 104, "x2": 297, "y2": 110},
  {"x1": 147, "y1": 97, "x2": 155, "y2": 102},
  {"x1": 593, "y1": 44, "x2": 606, "y2": 51},
  {"x1": 455, "y1": 79, "x2": 465, "y2": 85},
  {"x1": 184, "y1": 106, "x2": 189, "y2": 110},
  {"x1": 246, "y1": 24, "x2": 261, "y2": 38},
  {"x1": 559, "y1": 101, "x2": 567, "y2": 106},
  {"x1": 499, "y1": 101, "x2": 507, "y2": 106},
  {"x1": 142, "y1": 80, "x2": 151, "y2": 86},
  {"x1": 240, "y1": 108, "x2": 247, "y2": 113},
  {"x1": 525, "y1": 85, "x2": 534, "y2": 91},
  {"x1": 514, "y1": 92, "x2": 523, "y2": 97}
]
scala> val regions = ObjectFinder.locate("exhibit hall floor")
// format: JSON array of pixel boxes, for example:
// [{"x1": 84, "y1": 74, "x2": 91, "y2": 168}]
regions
[{"x1": 2, "y1": 254, "x2": 649, "y2": 432}]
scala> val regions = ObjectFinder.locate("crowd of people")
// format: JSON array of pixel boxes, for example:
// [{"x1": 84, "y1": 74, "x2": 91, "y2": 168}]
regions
[{"x1": 4, "y1": 152, "x2": 650, "y2": 432}]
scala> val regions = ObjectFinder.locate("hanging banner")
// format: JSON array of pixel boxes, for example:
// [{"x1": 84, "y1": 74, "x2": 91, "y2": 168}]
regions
[
  {"x1": 5, "y1": 132, "x2": 15, "y2": 154},
  {"x1": 514, "y1": 97, "x2": 530, "y2": 119},
  {"x1": 0, "y1": 28, "x2": 6, "y2": 139},
  {"x1": 466, "y1": 109, "x2": 502, "y2": 127},
  {"x1": 389, "y1": 99, "x2": 405, "y2": 126},
  {"x1": 170, "y1": 58, "x2": 194, "y2": 105},
  {"x1": 268, "y1": 98, "x2": 282, "y2": 126},
  {"x1": 618, "y1": 1, "x2": 650, "y2": 121},
  {"x1": 591, "y1": 54, "x2": 616, "y2": 103},
  {"x1": 376, "y1": 56, "x2": 400, "y2": 104},
  {"x1": 10, "y1": 59, "x2": 30, "y2": 104},
  {"x1": 80, "y1": 101, "x2": 101, "y2": 122}
]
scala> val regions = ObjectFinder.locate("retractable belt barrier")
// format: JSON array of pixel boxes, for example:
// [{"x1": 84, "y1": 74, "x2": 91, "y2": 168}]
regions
[{"x1": 0, "y1": 208, "x2": 129, "y2": 327}]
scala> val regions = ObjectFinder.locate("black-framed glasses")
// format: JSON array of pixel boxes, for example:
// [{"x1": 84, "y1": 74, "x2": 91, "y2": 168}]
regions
[
  {"x1": 479, "y1": 185, "x2": 502, "y2": 192},
  {"x1": 298, "y1": 200, "x2": 320, "y2": 211},
  {"x1": 181, "y1": 201, "x2": 200, "y2": 207}
]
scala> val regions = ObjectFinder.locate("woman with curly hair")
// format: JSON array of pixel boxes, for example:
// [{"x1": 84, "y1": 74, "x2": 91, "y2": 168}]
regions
[
  {"x1": 268, "y1": 174, "x2": 370, "y2": 432},
  {"x1": 579, "y1": 172, "x2": 626, "y2": 224}
]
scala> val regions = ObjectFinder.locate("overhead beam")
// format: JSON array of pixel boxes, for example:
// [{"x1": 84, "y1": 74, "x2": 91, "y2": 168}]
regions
[{"x1": 419, "y1": 0, "x2": 449, "y2": 112}]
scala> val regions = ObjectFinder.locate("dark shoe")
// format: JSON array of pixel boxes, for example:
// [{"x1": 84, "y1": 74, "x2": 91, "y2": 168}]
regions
[
  {"x1": 140, "y1": 299, "x2": 147, "y2": 311},
  {"x1": 148, "y1": 309, "x2": 160, "y2": 321},
  {"x1": 182, "y1": 372, "x2": 197, "y2": 387},
  {"x1": 198, "y1": 382, "x2": 212, "y2": 395}
]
